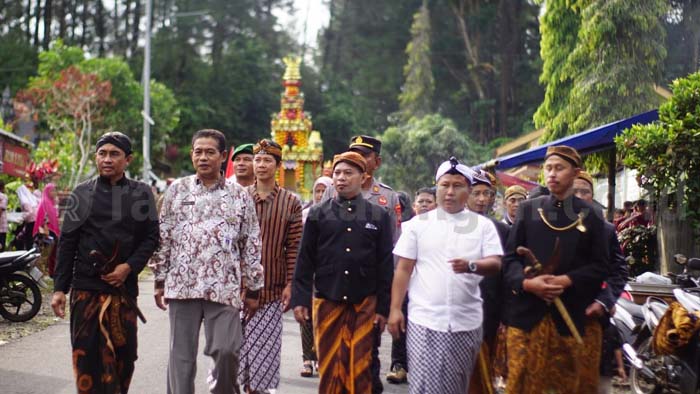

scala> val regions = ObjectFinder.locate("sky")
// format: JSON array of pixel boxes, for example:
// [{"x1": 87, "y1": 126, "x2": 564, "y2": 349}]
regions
[{"x1": 273, "y1": 0, "x2": 330, "y2": 65}]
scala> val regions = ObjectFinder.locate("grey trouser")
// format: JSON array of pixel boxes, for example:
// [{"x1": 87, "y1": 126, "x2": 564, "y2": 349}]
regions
[{"x1": 167, "y1": 299, "x2": 242, "y2": 394}]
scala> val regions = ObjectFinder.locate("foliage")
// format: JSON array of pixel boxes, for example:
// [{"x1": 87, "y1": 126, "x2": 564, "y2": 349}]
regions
[
  {"x1": 19, "y1": 66, "x2": 113, "y2": 189},
  {"x1": 398, "y1": 1, "x2": 434, "y2": 122},
  {"x1": 17, "y1": 41, "x2": 179, "y2": 183},
  {"x1": 32, "y1": 131, "x2": 78, "y2": 191},
  {"x1": 618, "y1": 225, "x2": 658, "y2": 276},
  {"x1": 616, "y1": 71, "x2": 700, "y2": 236},
  {"x1": 379, "y1": 114, "x2": 489, "y2": 193},
  {"x1": 0, "y1": 31, "x2": 38, "y2": 94},
  {"x1": 561, "y1": 0, "x2": 667, "y2": 135},
  {"x1": 533, "y1": 0, "x2": 582, "y2": 139}
]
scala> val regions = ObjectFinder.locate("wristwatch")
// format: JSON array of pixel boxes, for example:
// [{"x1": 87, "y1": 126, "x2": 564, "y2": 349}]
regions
[{"x1": 468, "y1": 261, "x2": 478, "y2": 273}]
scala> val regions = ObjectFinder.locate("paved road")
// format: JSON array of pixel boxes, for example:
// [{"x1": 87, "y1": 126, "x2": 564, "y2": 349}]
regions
[{"x1": 0, "y1": 278, "x2": 408, "y2": 394}]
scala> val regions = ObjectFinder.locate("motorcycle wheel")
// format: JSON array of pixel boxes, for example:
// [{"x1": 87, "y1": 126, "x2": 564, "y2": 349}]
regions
[
  {"x1": 629, "y1": 337, "x2": 680, "y2": 394},
  {"x1": 0, "y1": 273, "x2": 42, "y2": 322}
]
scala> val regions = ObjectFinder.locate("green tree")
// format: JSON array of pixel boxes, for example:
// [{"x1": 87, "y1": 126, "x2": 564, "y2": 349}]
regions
[
  {"x1": 19, "y1": 41, "x2": 179, "y2": 186},
  {"x1": 398, "y1": 1, "x2": 434, "y2": 122},
  {"x1": 533, "y1": 0, "x2": 582, "y2": 140},
  {"x1": 561, "y1": 0, "x2": 667, "y2": 136},
  {"x1": 379, "y1": 114, "x2": 489, "y2": 193},
  {"x1": 616, "y1": 71, "x2": 700, "y2": 265},
  {"x1": 0, "y1": 31, "x2": 38, "y2": 94}
]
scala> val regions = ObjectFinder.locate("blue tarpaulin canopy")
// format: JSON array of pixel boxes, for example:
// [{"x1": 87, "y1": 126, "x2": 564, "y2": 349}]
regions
[{"x1": 489, "y1": 110, "x2": 659, "y2": 170}]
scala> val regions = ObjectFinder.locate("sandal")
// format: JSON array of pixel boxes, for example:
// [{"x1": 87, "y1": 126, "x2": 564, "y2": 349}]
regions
[{"x1": 300, "y1": 361, "x2": 314, "y2": 377}]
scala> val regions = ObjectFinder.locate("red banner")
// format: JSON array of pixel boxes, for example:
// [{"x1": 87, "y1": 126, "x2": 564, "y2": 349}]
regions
[{"x1": 2, "y1": 141, "x2": 30, "y2": 178}]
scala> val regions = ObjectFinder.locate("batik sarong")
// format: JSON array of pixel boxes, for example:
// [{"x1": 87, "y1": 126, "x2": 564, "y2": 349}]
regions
[
  {"x1": 238, "y1": 300, "x2": 283, "y2": 391},
  {"x1": 313, "y1": 295, "x2": 376, "y2": 394},
  {"x1": 70, "y1": 289, "x2": 138, "y2": 394},
  {"x1": 468, "y1": 338, "x2": 496, "y2": 394},
  {"x1": 406, "y1": 320, "x2": 482, "y2": 394},
  {"x1": 578, "y1": 318, "x2": 603, "y2": 394},
  {"x1": 506, "y1": 315, "x2": 584, "y2": 394}
]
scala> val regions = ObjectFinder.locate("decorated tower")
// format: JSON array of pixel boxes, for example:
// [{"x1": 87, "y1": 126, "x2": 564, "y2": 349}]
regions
[{"x1": 271, "y1": 56, "x2": 323, "y2": 201}]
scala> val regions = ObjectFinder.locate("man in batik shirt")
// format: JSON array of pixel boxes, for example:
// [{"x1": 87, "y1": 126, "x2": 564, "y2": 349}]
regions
[{"x1": 149, "y1": 129, "x2": 264, "y2": 394}]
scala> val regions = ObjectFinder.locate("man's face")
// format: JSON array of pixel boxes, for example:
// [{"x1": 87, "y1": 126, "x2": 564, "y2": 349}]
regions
[
  {"x1": 96, "y1": 143, "x2": 132, "y2": 178},
  {"x1": 191, "y1": 137, "x2": 226, "y2": 179},
  {"x1": 414, "y1": 192, "x2": 437, "y2": 215},
  {"x1": 233, "y1": 153, "x2": 254, "y2": 178},
  {"x1": 505, "y1": 194, "x2": 525, "y2": 219},
  {"x1": 333, "y1": 162, "x2": 363, "y2": 199},
  {"x1": 543, "y1": 156, "x2": 579, "y2": 196},
  {"x1": 436, "y1": 174, "x2": 470, "y2": 214},
  {"x1": 573, "y1": 179, "x2": 593, "y2": 203},
  {"x1": 253, "y1": 153, "x2": 280, "y2": 182},
  {"x1": 357, "y1": 151, "x2": 380, "y2": 175},
  {"x1": 467, "y1": 184, "x2": 493, "y2": 215}
]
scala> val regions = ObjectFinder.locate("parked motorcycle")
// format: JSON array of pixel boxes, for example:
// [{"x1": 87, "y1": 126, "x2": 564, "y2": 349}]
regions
[
  {"x1": 624, "y1": 255, "x2": 700, "y2": 394},
  {"x1": 0, "y1": 246, "x2": 43, "y2": 322}
]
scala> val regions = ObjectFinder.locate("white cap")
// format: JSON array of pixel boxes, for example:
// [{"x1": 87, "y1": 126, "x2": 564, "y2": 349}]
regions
[{"x1": 435, "y1": 157, "x2": 476, "y2": 183}]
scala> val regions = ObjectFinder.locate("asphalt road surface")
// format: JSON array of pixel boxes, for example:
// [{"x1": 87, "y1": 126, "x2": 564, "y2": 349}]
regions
[{"x1": 0, "y1": 278, "x2": 408, "y2": 394}]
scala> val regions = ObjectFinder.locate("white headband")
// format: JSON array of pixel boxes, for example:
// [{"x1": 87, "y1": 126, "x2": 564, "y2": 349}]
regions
[{"x1": 435, "y1": 157, "x2": 476, "y2": 183}]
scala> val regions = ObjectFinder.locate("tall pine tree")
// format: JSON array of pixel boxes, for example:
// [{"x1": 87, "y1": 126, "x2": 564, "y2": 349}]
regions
[{"x1": 398, "y1": 0, "x2": 434, "y2": 122}]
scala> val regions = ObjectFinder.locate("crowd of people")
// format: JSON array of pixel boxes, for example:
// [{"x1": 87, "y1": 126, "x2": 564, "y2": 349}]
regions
[{"x1": 48, "y1": 128, "x2": 634, "y2": 394}]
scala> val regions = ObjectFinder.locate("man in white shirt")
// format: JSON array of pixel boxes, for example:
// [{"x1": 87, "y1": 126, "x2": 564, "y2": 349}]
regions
[{"x1": 387, "y1": 157, "x2": 503, "y2": 394}]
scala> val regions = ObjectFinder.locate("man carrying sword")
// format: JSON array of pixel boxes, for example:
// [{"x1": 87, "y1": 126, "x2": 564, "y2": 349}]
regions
[
  {"x1": 52, "y1": 132, "x2": 160, "y2": 394},
  {"x1": 502, "y1": 145, "x2": 609, "y2": 394}
]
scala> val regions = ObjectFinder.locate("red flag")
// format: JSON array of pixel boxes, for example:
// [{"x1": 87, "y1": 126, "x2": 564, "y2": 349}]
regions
[{"x1": 224, "y1": 145, "x2": 236, "y2": 179}]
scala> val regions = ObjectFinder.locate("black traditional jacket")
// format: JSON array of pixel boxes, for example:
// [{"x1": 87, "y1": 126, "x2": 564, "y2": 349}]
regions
[
  {"x1": 54, "y1": 176, "x2": 160, "y2": 298},
  {"x1": 291, "y1": 194, "x2": 394, "y2": 316},
  {"x1": 503, "y1": 195, "x2": 609, "y2": 336}
]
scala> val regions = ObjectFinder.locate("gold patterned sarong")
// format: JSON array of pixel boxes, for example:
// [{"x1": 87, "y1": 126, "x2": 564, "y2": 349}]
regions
[
  {"x1": 505, "y1": 315, "x2": 583, "y2": 394},
  {"x1": 313, "y1": 296, "x2": 376, "y2": 394},
  {"x1": 578, "y1": 318, "x2": 603, "y2": 394}
]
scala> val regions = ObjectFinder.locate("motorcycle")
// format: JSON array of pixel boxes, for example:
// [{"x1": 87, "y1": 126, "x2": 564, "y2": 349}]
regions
[
  {"x1": 624, "y1": 255, "x2": 700, "y2": 394},
  {"x1": 0, "y1": 246, "x2": 44, "y2": 322}
]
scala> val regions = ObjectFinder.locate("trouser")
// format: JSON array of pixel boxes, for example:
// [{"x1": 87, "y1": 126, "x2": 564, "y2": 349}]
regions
[
  {"x1": 390, "y1": 297, "x2": 409, "y2": 370},
  {"x1": 166, "y1": 299, "x2": 242, "y2": 394},
  {"x1": 371, "y1": 325, "x2": 383, "y2": 394}
]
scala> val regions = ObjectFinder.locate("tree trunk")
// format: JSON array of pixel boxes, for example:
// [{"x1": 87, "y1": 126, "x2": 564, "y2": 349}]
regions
[
  {"x1": 450, "y1": 1, "x2": 485, "y2": 100},
  {"x1": 70, "y1": 0, "x2": 78, "y2": 41},
  {"x1": 43, "y1": 0, "x2": 53, "y2": 49},
  {"x1": 95, "y1": 0, "x2": 105, "y2": 56},
  {"x1": 33, "y1": 0, "x2": 42, "y2": 47},
  {"x1": 124, "y1": 0, "x2": 131, "y2": 55},
  {"x1": 80, "y1": 0, "x2": 88, "y2": 47},
  {"x1": 25, "y1": 0, "x2": 32, "y2": 41},
  {"x1": 58, "y1": 0, "x2": 67, "y2": 40},
  {"x1": 130, "y1": 0, "x2": 140, "y2": 57},
  {"x1": 498, "y1": 0, "x2": 518, "y2": 135}
]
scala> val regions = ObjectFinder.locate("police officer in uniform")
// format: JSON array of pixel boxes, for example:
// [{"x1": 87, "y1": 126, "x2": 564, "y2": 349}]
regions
[{"x1": 322, "y1": 135, "x2": 402, "y2": 392}]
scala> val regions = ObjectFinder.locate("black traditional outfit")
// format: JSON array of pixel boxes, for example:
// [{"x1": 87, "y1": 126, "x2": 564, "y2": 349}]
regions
[
  {"x1": 502, "y1": 194, "x2": 609, "y2": 394},
  {"x1": 291, "y1": 152, "x2": 394, "y2": 394},
  {"x1": 54, "y1": 172, "x2": 159, "y2": 394}
]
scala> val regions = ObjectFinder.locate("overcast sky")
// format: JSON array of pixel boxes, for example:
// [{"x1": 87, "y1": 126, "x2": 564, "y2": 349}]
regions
[{"x1": 273, "y1": 0, "x2": 330, "y2": 64}]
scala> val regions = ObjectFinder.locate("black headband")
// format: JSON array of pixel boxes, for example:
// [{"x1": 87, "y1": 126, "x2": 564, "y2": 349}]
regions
[{"x1": 96, "y1": 132, "x2": 133, "y2": 156}]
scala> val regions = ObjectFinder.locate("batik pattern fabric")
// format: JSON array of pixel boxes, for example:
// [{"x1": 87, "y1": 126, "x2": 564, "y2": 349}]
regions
[
  {"x1": 149, "y1": 175, "x2": 263, "y2": 309},
  {"x1": 505, "y1": 315, "x2": 584, "y2": 394},
  {"x1": 578, "y1": 318, "x2": 603, "y2": 394},
  {"x1": 238, "y1": 300, "x2": 282, "y2": 391},
  {"x1": 313, "y1": 296, "x2": 376, "y2": 394},
  {"x1": 406, "y1": 320, "x2": 482, "y2": 394},
  {"x1": 468, "y1": 337, "x2": 497, "y2": 394},
  {"x1": 70, "y1": 290, "x2": 137, "y2": 394}
]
